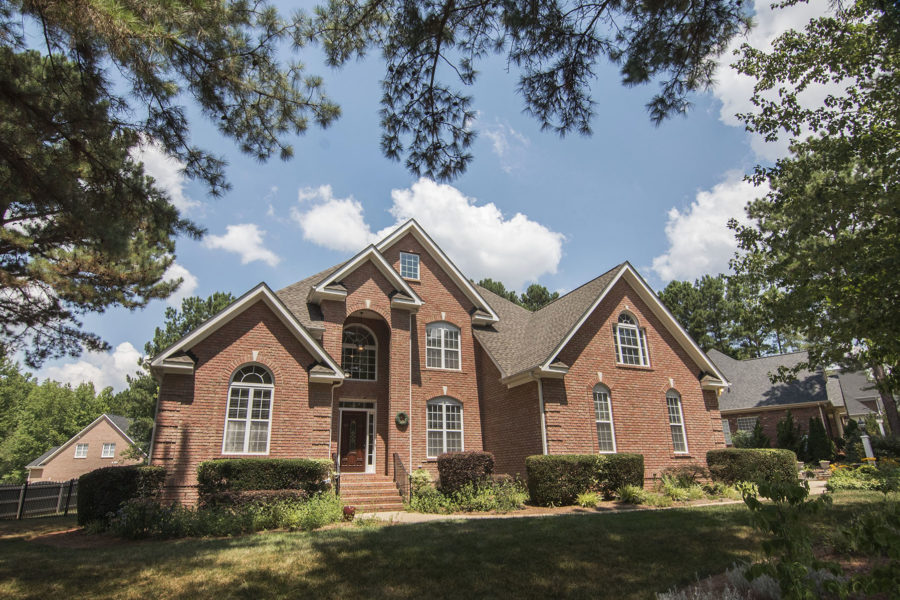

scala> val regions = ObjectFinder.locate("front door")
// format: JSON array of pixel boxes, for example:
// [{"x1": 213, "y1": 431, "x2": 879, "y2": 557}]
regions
[{"x1": 339, "y1": 411, "x2": 368, "y2": 472}]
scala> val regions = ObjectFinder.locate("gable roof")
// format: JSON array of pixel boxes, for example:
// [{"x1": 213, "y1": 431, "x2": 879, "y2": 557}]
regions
[
  {"x1": 376, "y1": 219, "x2": 499, "y2": 325},
  {"x1": 474, "y1": 263, "x2": 729, "y2": 387},
  {"x1": 709, "y1": 349, "x2": 832, "y2": 412},
  {"x1": 25, "y1": 414, "x2": 139, "y2": 469},
  {"x1": 834, "y1": 369, "x2": 881, "y2": 417},
  {"x1": 150, "y1": 283, "x2": 343, "y2": 382}
]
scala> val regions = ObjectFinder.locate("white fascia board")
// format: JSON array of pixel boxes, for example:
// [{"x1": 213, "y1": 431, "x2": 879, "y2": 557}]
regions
[
  {"x1": 311, "y1": 245, "x2": 423, "y2": 307},
  {"x1": 375, "y1": 219, "x2": 500, "y2": 323},
  {"x1": 150, "y1": 283, "x2": 343, "y2": 378}
]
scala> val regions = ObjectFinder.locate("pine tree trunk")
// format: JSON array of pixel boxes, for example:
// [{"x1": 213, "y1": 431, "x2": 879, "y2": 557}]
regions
[{"x1": 872, "y1": 364, "x2": 900, "y2": 435}]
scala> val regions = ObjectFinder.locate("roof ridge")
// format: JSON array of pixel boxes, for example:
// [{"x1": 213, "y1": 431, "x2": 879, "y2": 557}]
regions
[
  {"x1": 530, "y1": 262, "x2": 625, "y2": 314},
  {"x1": 729, "y1": 350, "x2": 810, "y2": 363}
]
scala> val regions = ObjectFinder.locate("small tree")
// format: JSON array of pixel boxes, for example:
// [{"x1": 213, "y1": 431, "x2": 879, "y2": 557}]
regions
[
  {"x1": 749, "y1": 421, "x2": 771, "y2": 449},
  {"x1": 775, "y1": 410, "x2": 800, "y2": 454},
  {"x1": 806, "y1": 417, "x2": 834, "y2": 463},
  {"x1": 842, "y1": 420, "x2": 863, "y2": 463}
]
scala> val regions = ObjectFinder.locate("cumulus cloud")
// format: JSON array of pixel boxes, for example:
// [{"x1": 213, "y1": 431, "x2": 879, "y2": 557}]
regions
[
  {"x1": 292, "y1": 178, "x2": 564, "y2": 290},
  {"x1": 40, "y1": 342, "x2": 143, "y2": 393},
  {"x1": 651, "y1": 173, "x2": 767, "y2": 282},
  {"x1": 130, "y1": 138, "x2": 200, "y2": 213},
  {"x1": 482, "y1": 122, "x2": 530, "y2": 173},
  {"x1": 204, "y1": 224, "x2": 281, "y2": 267},
  {"x1": 162, "y1": 262, "x2": 198, "y2": 307},
  {"x1": 713, "y1": 1, "x2": 834, "y2": 159}
]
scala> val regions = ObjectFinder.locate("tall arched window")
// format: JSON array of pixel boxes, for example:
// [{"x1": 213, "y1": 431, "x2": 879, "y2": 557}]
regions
[
  {"x1": 615, "y1": 313, "x2": 649, "y2": 366},
  {"x1": 666, "y1": 390, "x2": 688, "y2": 454},
  {"x1": 426, "y1": 322, "x2": 460, "y2": 370},
  {"x1": 593, "y1": 384, "x2": 616, "y2": 453},
  {"x1": 426, "y1": 397, "x2": 463, "y2": 457},
  {"x1": 223, "y1": 365, "x2": 273, "y2": 454},
  {"x1": 342, "y1": 325, "x2": 377, "y2": 380}
]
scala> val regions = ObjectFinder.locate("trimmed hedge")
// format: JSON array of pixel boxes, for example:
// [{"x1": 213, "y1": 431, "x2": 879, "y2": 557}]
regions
[
  {"x1": 437, "y1": 451, "x2": 494, "y2": 493},
  {"x1": 196, "y1": 458, "x2": 332, "y2": 504},
  {"x1": 77, "y1": 465, "x2": 166, "y2": 525},
  {"x1": 201, "y1": 489, "x2": 309, "y2": 508},
  {"x1": 706, "y1": 448, "x2": 798, "y2": 484},
  {"x1": 525, "y1": 453, "x2": 644, "y2": 506}
]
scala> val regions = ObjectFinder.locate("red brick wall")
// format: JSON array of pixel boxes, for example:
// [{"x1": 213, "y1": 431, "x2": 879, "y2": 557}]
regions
[
  {"x1": 723, "y1": 404, "x2": 839, "y2": 449},
  {"x1": 28, "y1": 419, "x2": 142, "y2": 482},
  {"x1": 547, "y1": 279, "x2": 726, "y2": 484},
  {"x1": 151, "y1": 300, "x2": 333, "y2": 504},
  {"x1": 476, "y1": 344, "x2": 543, "y2": 477}
]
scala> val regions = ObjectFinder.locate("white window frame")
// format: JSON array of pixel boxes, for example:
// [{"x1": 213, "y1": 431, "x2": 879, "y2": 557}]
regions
[
  {"x1": 74, "y1": 443, "x2": 88, "y2": 459},
  {"x1": 426, "y1": 397, "x2": 464, "y2": 458},
  {"x1": 425, "y1": 322, "x2": 461, "y2": 370},
  {"x1": 341, "y1": 324, "x2": 378, "y2": 381},
  {"x1": 101, "y1": 443, "x2": 115, "y2": 458},
  {"x1": 222, "y1": 365, "x2": 274, "y2": 455},
  {"x1": 722, "y1": 419, "x2": 733, "y2": 446},
  {"x1": 615, "y1": 313, "x2": 650, "y2": 367},
  {"x1": 399, "y1": 252, "x2": 420, "y2": 280},
  {"x1": 667, "y1": 391, "x2": 689, "y2": 454},
  {"x1": 736, "y1": 416, "x2": 758, "y2": 432},
  {"x1": 593, "y1": 385, "x2": 617, "y2": 453}
]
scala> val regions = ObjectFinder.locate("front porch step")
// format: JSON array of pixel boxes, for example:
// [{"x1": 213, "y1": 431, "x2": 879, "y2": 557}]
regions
[{"x1": 339, "y1": 474, "x2": 404, "y2": 512}]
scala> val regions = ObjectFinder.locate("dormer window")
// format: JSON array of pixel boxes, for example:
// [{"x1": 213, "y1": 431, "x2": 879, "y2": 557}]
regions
[
  {"x1": 400, "y1": 252, "x2": 420, "y2": 280},
  {"x1": 615, "y1": 313, "x2": 650, "y2": 366}
]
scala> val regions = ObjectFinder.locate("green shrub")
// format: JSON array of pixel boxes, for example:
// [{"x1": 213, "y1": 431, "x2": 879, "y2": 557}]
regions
[
  {"x1": 201, "y1": 488, "x2": 309, "y2": 508},
  {"x1": 408, "y1": 468, "x2": 432, "y2": 495},
  {"x1": 409, "y1": 478, "x2": 528, "y2": 514},
  {"x1": 733, "y1": 420, "x2": 770, "y2": 448},
  {"x1": 616, "y1": 484, "x2": 647, "y2": 504},
  {"x1": 826, "y1": 463, "x2": 900, "y2": 493},
  {"x1": 702, "y1": 481, "x2": 741, "y2": 499},
  {"x1": 525, "y1": 453, "x2": 644, "y2": 506},
  {"x1": 77, "y1": 465, "x2": 166, "y2": 525},
  {"x1": 707, "y1": 448, "x2": 798, "y2": 485},
  {"x1": 644, "y1": 492, "x2": 674, "y2": 507},
  {"x1": 409, "y1": 485, "x2": 456, "y2": 514},
  {"x1": 196, "y1": 458, "x2": 332, "y2": 504},
  {"x1": 436, "y1": 451, "x2": 494, "y2": 494},
  {"x1": 660, "y1": 464, "x2": 707, "y2": 488},
  {"x1": 776, "y1": 410, "x2": 801, "y2": 454},
  {"x1": 872, "y1": 435, "x2": 900, "y2": 459},
  {"x1": 576, "y1": 491, "x2": 599, "y2": 507},
  {"x1": 805, "y1": 417, "x2": 834, "y2": 462}
]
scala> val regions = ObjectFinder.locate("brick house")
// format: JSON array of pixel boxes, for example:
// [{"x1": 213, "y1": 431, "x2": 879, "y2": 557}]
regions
[
  {"x1": 25, "y1": 414, "x2": 143, "y2": 483},
  {"x1": 709, "y1": 349, "x2": 888, "y2": 444},
  {"x1": 149, "y1": 220, "x2": 729, "y2": 505}
]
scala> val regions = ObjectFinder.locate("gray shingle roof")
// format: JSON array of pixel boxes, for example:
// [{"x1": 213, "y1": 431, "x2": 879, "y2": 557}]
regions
[
  {"x1": 836, "y1": 370, "x2": 881, "y2": 416},
  {"x1": 25, "y1": 446, "x2": 59, "y2": 468},
  {"x1": 276, "y1": 264, "x2": 344, "y2": 328},
  {"x1": 709, "y1": 349, "x2": 830, "y2": 412},
  {"x1": 472, "y1": 265, "x2": 624, "y2": 378},
  {"x1": 106, "y1": 414, "x2": 133, "y2": 437}
]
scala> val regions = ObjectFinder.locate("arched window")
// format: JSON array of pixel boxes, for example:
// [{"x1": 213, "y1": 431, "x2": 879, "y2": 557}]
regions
[
  {"x1": 593, "y1": 384, "x2": 616, "y2": 453},
  {"x1": 666, "y1": 390, "x2": 688, "y2": 454},
  {"x1": 342, "y1": 325, "x2": 377, "y2": 381},
  {"x1": 223, "y1": 365, "x2": 274, "y2": 454},
  {"x1": 426, "y1": 397, "x2": 463, "y2": 457},
  {"x1": 615, "y1": 313, "x2": 650, "y2": 366},
  {"x1": 426, "y1": 322, "x2": 460, "y2": 370}
]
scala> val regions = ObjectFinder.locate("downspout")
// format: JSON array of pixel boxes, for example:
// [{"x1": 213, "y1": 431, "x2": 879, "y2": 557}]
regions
[
  {"x1": 409, "y1": 312, "x2": 413, "y2": 468},
  {"x1": 538, "y1": 378, "x2": 548, "y2": 455}
]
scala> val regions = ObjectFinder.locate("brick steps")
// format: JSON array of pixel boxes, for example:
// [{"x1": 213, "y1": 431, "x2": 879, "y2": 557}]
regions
[{"x1": 339, "y1": 474, "x2": 405, "y2": 512}]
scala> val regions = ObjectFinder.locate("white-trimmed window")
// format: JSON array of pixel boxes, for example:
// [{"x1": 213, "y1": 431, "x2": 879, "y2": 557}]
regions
[
  {"x1": 101, "y1": 443, "x2": 115, "y2": 458},
  {"x1": 722, "y1": 419, "x2": 733, "y2": 445},
  {"x1": 74, "y1": 443, "x2": 88, "y2": 458},
  {"x1": 223, "y1": 365, "x2": 273, "y2": 455},
  {"x1": 736, "y1": 416, "x2": 758, "y2": 432},
  {"x1": 426, "y1": 322, "x2": 460, "y2": 370},
  {"x1": 667, "y1": 391, "x2": 688, "y2": 454},
  {"x1": 342, "y1": 325, "x2": 377, "y2": 381},
  {"x1": 593, "y1": 384, "x2": 616, "y2": 453},
  {"x1": 615, "y1": 313, "x2": 650, "y2": 366},
  {"x1": 427, "y1": 397, "x2": 463, "y2": 457},
  {"x1": 399, "y1": 252, "x2": 420, "y2": 279}
]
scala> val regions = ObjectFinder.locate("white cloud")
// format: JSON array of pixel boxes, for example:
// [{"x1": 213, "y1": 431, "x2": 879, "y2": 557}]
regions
[
  {"x1": 651, "y1": 173, "x2": 767, "y2": 282},
  {"x1": 292, "y1": 178, "x2": 564, "y2": 290},
  {"x1": 482, "y1": 122, "x2": 530, "y2": 173},
  {"x1": 163, "y1": 262, "x2": 198, "y2": 307},
  {"x1": 713, "y1": 1, "x2": 834, "y2": 159},
  {"x1": 204, "y1": 224, "x2": 281, "y2": 267},
  {"x1": 130, "y1": 138, "x2": 200, "y2": 213},
  {"x1": 40, "y1": 342, "x2": 143, "y2": 393}
]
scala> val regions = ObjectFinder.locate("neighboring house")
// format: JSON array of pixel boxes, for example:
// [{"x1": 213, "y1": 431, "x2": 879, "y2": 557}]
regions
[
  {"x1": 710, "y1": 349, "x2": 888, "y2": 444},
  {"x1": 148, "y1": 220, "x2": 729, "y2": 504},
  {"x1": 25, "y1": 414, "x2": 144, "y2": 482}
]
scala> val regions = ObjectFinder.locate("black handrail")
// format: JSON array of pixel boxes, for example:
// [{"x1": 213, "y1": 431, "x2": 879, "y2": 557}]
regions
[
  {"x1": 392, "y1": 453, "x2": 411, "y2": 502},
  {"x1": 331, "y1": 453, "x2": 341, "y2": 495}
]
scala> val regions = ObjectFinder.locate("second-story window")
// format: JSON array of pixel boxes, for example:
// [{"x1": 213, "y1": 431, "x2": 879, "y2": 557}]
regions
[
  {"x1": 615, "y1": 313, "x2": 650, "y2": 366},
  {"x1": 426, "y1": 322, "x2": 460, "y2": 370},
  {"x1": 342, "y1": 325, "x2": 377, "y2": 380},
  {"x1": 399, "y1": 252, "x2": 420, "y2": 279}
]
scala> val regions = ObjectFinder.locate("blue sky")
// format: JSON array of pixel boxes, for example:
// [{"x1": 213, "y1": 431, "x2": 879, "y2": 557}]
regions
[{"x1": 35, "y1": 0, "x2": 829, "y2": 390}]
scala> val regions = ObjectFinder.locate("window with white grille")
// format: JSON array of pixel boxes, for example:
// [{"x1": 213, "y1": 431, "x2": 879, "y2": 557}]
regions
[
  {"x1": 399, "y1": 252, "x2": 420, "y2": 279},
  {"x1": 667, "y1": 392, "x2": 688, "y2": 454},
  {"x1": 426, "y1": 322, "x2": 460, "y2": 370},
  {"x1": 101, "y1": 443, "x2": 115, "y2": 458},
  {"x1": 426, "y1": 398, "x2": 463, "y2": 457},
  {"x1": 593, "y1": 385, "x2": 616, "y2": 453},
  {"x1": 615, "y1": 313, "x2": 649, "y2": 366},
  {"x1": 223, "y1": 365, "x2": 273, "y2": 454}
]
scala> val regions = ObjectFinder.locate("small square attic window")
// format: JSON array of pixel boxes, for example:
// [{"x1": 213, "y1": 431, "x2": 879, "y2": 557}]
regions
[{"x1": 399, "y1": 252, "x2": 419, "y2": 279}]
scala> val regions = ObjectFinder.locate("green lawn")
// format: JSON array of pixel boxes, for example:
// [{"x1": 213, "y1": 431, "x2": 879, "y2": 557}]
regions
[{"x1": 0, "y1": 492, "x2": 888, "y2": 600}]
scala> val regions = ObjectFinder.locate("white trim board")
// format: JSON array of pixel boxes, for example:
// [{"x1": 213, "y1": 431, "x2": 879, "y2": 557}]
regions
[{"x1": 310, "y1": 245, "x2": 423, "y2": 308}]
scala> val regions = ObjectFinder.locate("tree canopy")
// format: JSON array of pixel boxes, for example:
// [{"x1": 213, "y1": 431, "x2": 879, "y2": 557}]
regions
[
  {"x1": 729, "y1": 0, "x2": 899, "y2": 430},
  {"x1": 477, "y1": 278, "x2": 558, "y2": 311},
  {"x1": 307, "y1": 0, "x2": 751, "y2": 179}
]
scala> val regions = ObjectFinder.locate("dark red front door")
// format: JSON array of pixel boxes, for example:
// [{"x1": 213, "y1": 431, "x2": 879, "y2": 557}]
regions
[{"x1": 340, "y1": 411, "x2": 368, "y2": 472}]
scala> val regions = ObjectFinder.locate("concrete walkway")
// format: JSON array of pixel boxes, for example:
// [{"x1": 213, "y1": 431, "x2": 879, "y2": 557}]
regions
[{"x1": 359, "y1": 479, "x2": 830, "y2": 524}]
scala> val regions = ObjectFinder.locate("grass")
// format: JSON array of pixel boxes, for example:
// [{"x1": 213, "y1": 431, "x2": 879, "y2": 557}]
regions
[{"x1": 0, "y1": 492, "x2": 888, "y2": 599}]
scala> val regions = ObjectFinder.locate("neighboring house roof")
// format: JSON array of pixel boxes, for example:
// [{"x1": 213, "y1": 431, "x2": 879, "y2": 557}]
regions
[
  {"x1": 835, "y1": 370, "x2": 881, "y2": 417},
  {"x1": 709, "y1": 349, "x2": 831, "y2": 412},
  {"x1": 25, "y1": 414, "x2": 139, "y2": 470}
]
